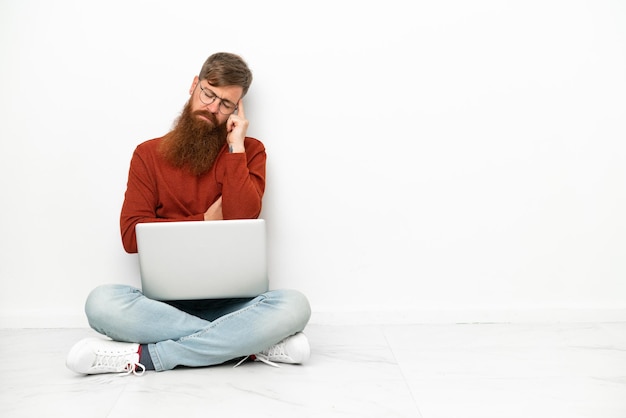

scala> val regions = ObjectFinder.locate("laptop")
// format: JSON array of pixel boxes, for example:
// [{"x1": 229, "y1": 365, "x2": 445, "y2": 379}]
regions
[{"x1": 135, "y1": 219, "x2": 268, "y2": 300}]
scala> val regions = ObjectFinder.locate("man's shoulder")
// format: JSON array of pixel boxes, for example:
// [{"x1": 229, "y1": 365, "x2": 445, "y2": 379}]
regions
[
  {"x1": 135, "y1": 137, "x2": 162, "y2": 150},
  {"x1": 132, "y1": 137, "x2": 164, "y2": 158}
]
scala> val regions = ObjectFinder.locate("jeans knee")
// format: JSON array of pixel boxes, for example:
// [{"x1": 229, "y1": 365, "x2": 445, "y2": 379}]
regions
[
  {"x1": 272, "y1": 289, "x2": 311, "y2": 330},
  {"x1": 85, "y1": 284, "x2": 137, "y2": 330}
]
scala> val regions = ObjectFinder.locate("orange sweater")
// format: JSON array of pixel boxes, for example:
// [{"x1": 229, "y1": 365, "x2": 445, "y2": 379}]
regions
[{"x1": 120, "y1": 136, "x2": 266, "y2": 253}]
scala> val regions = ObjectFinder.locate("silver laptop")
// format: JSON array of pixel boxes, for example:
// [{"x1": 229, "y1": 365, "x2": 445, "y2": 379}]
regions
[{"x1": 135, "y1": 219, "x2": 268, "y2": 300}]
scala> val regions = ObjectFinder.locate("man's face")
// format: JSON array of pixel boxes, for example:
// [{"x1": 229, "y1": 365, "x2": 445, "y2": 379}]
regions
[{"x1": 189, "y1": 76, "x2": 243, "y2": 127}]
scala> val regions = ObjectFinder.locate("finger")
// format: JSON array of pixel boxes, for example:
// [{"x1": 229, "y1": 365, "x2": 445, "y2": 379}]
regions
[{"x1": 236, "y1": 99, "x2": 245, "y2": 119}]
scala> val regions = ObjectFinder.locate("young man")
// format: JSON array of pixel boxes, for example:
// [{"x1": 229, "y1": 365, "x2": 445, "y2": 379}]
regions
[{"x1": 66, "y1": 52, "x2": 311, "y2": 375}]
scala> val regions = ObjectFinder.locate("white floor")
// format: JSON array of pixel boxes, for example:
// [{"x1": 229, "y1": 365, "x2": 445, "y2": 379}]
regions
[{"x1": 1, "y1": 322, "x2": 625, "y2": 418}]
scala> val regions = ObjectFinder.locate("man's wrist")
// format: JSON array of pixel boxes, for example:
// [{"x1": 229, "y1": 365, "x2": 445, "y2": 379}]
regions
[{"x1": 228, "y1": 143, "x2": 245, "y2": 153}]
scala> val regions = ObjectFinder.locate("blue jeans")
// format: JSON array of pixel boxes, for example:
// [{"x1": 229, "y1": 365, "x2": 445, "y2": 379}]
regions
[{"x1": 84, "y1": 284, "x2": 311, "y2": 371}]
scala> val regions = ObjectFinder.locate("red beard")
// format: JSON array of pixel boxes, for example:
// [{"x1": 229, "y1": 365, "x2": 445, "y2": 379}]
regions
[{"x1": 159, "y1": 100, "x2": 228, "y2": 175}]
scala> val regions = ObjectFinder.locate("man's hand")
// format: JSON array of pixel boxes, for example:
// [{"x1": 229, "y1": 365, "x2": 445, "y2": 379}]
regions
[
  {"x1": 204, "y1": 196, "x2": 223, "y2": 220},
  {"x1": 226, "y1": 99, "x2": 248, "y2": 153}
]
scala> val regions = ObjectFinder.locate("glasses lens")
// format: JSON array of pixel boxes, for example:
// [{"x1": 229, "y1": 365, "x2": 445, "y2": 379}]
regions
[
  {"x1": 219, "y1": 102, "x2": 236, "y2": 115},
  {"x1": 199, "y1": 87, "x2": 216, "y2": 105}
]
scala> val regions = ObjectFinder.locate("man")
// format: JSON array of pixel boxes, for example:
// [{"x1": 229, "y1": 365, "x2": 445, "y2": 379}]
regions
[{"x1": 66, "y1": 52, "x2": 311, "y2": 375}]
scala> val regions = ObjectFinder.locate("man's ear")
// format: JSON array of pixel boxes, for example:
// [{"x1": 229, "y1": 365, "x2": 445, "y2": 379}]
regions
[{"x1": 189, "y1": 76, "x2": 200, "y2": 95}]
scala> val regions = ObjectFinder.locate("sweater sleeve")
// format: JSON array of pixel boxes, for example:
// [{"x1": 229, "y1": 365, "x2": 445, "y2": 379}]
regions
[{"x1": 220, "y1": 137, "x2": 266, "y2": 220}]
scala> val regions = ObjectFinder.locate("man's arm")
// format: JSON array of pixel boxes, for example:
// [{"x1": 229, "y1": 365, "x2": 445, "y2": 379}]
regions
[
  {"x1": 119, "y1": 145, "x2": 205, "y2": 253},
  {"x1": 219, "y1": 139, "x2": 266, "y2": 220}
]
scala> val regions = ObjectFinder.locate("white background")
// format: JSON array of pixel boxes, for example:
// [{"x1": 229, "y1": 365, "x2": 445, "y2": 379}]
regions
[{"x1": 1, "y1": 0, "x2": 625, "y2": 326}]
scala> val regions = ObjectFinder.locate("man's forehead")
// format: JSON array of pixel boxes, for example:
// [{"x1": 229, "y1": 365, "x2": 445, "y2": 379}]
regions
[{"x1": 201, "y1": 80, "x2": 243, "y2": 102}]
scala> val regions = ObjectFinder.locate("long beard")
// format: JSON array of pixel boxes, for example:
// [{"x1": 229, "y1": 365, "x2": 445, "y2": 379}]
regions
[{"x1": 159, "y1": 101, "x2": 228, "y2": 175}]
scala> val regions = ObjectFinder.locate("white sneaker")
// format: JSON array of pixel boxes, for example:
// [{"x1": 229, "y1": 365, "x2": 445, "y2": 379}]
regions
[
  {"x1": 66, "y1": 337, "x2": 145, "y2": 376},
  {"x1": 235, "y1": 332, "x2": 311, "y2": 368}
]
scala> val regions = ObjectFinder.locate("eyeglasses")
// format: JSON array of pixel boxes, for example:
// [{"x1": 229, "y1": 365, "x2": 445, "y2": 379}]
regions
[{"x1": 198, "y1": 84, "x2": 238, "y2": 115}]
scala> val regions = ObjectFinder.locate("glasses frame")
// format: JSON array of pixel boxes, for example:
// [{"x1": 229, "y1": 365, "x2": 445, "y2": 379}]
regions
[{"x1": 197, "y1": 83, "x2": 239, "y2": 115}]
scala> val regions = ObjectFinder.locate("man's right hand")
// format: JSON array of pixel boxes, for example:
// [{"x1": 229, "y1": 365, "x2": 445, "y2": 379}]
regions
[{"x1": 204, "y1": 196, "x2": 223, "y2": 220}]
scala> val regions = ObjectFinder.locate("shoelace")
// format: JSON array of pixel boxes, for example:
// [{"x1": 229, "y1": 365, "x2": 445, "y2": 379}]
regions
[
  {"x1": 253, "y1": 354, "x2": 281, "y2": 368},
  {"x1": 233, "y1": 342, "x2": 289, "y2": 368},
  {"x1": 233, "y1": 354, "x2": 280, "y2": 368},
  {"x1": 259, "y1": 342, "x2": 289, "y2": 362},
  {"x1": 233, "y1": 341, "x2": 288, "y2": 368},
  {"x1": 121, "y1": 361, "x2": 146, "y2": 376},
  {"x1": 94, "y1": 353, "x2": 146, "y2": 376}
]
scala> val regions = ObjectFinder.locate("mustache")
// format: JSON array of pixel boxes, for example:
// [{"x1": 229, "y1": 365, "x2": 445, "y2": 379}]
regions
[{"x1": 192, "y1": 110, "x2": 218, "y2": 124}]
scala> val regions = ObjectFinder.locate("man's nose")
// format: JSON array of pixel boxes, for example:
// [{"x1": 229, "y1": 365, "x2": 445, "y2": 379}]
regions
[{"x1": 204, "y1": 99, "x2": 220, "y2": 113}]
